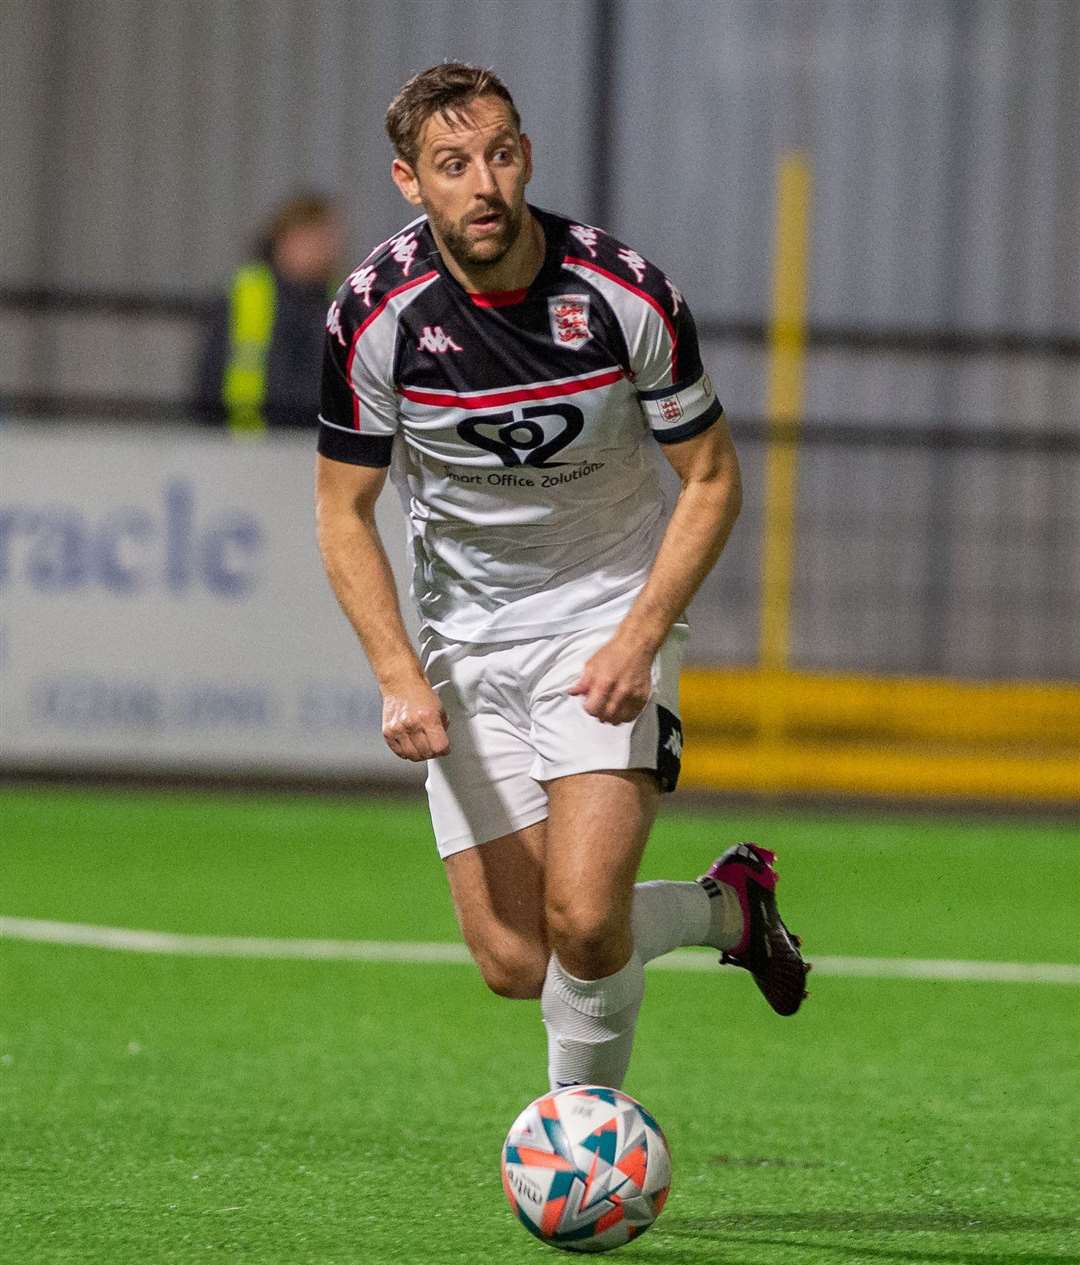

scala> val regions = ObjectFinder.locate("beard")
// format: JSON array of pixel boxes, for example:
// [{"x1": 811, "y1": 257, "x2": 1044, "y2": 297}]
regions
[{"x1": 426, "y1": 192, "x2": 528, "y2": 273}]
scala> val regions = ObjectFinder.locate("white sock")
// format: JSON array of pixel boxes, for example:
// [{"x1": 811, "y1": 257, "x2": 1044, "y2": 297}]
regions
[
  {"x1": 541, "y1": 953, "x2": 644, "y2": 1090},
  {"x1": 632, "y1": 879, "x2": 743, "y2": 962}
]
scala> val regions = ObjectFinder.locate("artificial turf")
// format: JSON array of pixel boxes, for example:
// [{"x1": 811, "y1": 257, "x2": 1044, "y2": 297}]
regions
[{"x1": 2, "y1": 787, "x2": 1079, "y2": 1263}]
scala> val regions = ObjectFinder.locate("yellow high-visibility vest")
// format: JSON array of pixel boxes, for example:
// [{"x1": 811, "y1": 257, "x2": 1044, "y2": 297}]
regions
[{"x1": 222, "y1": 263, "x2": 276, "y2": 436}]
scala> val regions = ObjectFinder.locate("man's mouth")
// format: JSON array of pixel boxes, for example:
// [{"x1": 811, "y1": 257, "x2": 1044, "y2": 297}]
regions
[{"x1": 468, "y1": 210, "x2": 503, "y2": 233}]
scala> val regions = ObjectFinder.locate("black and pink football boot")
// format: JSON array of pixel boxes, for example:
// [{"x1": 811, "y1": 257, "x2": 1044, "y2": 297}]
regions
[{"x1": 698, "y1": 843, "x2": 810, "y2": 1016}]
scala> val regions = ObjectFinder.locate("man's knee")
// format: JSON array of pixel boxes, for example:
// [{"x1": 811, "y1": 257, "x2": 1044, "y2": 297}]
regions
[
  {"x1": 471, "y1": 940, "x2": 547, "y2": 999},
  {"x1": 545, "y1": 896, "x2": 628, "y2": 976}
]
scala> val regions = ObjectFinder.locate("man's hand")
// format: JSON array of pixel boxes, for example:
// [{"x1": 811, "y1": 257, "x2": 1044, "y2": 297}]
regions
[
  {"x1": 568, "y1": 635, "x2": 654, "y2": 725},
  {"x1": 381, "y1": 679, "x2": 450, "y2": 761}
]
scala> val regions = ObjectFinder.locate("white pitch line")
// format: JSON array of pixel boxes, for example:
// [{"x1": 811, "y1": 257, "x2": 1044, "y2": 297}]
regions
[{"x1": 2, "y1": 916, "x2": 1079, "y2": 985}]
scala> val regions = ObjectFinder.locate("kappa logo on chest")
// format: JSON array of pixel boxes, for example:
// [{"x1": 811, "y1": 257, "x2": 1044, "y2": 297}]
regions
[
  {"x1": 417, "y1": 325, "x2": 462, "y2": 354},
  {"x1": 548, "y1": 295, "x2": 591, "y2": 350}
]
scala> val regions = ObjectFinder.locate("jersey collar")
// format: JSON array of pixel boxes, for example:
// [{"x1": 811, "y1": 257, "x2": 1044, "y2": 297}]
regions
[{"x1": 428, "y1": 206, "x2": 566, "y2": 308}]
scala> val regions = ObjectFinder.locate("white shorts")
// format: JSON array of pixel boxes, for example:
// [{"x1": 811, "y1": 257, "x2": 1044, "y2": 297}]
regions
[{"x1": 421, "y1": 622, "x2": 687, "y2": 858}]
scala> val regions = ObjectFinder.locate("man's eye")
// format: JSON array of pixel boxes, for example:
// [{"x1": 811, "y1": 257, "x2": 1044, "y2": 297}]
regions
[
  {"x1": 492, "y1": 148, "x2": 512, "y2": 163},
  {"x1": 443, "y1": 159, "x2": 465, "y2": 175}
]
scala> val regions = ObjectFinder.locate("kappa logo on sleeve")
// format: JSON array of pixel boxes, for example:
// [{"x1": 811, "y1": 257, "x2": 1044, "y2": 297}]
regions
[
  {"x1": 326, "y1": 300, "x2": 347, "y2": 348},
  {"x1": 389, "y1": 231, "x2": 419, "y2": 275},
  {"x1": 569, "y1": 224, "x2": 601, "y2": 258},
  {"x1": 346, "y1": 264, "x2": 377, "y2": 307},
  {"x1": 617, "y1": 248, "x2": 647, "y2": 284},
  {"x1": 548, "y1": 296, "x2": 591, "y2": 349},
  {"x1": 665, "y1": 279, "x2": 683, "y2": 316}
]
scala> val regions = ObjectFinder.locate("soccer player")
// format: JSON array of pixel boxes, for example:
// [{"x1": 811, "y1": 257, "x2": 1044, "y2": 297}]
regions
[{"x1": 316, "y1": 63, "x2": 808, "y2": 1090}]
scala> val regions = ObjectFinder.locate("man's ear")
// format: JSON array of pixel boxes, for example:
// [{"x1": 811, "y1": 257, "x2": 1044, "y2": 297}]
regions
[{"x1": 391, "y1": 158, "x2": 422, "y2": 206}]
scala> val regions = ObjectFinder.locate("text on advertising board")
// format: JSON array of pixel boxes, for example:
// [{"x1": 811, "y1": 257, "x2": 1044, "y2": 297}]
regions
[{"x1": 0, "y1": 480, "x2": 262, "y2": 597}]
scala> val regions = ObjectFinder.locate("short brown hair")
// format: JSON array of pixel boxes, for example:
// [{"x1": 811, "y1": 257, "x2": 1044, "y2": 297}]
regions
[
  {"x1": 256, "y1": 192, "x2": 335, "y2": 261},
  {"x1": 385, "y1": 62, "x2": 521, "y2": 167}
]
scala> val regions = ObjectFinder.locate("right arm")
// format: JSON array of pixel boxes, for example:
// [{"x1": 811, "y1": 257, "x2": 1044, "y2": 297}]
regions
[{"x1": 315, "y1": 453, "x2": 449, "y2": 762}]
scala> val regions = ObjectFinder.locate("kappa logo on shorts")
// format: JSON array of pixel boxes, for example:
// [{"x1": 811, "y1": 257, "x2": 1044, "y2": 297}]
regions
[
  {"x1": 655, "y1": 705, "x2": 683, "y2": 793},
  {"x1": 548, "y1": 295, "x2": 591, "y2": 349}
]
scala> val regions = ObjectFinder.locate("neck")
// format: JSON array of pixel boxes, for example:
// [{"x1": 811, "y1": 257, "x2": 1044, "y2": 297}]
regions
[{"x1": 435, "y1": 210, "x2": 545, "y2": 295}]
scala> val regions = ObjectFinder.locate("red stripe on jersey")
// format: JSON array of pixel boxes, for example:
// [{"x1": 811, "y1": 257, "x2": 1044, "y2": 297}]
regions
[
  {"x1": 346, "y1": 270, "x2": 439, "y2": 430},
  {"x1": 400, "y1": 367, "x2": 624, "y2": 411},
  {"x1": 468, "y1": 287, "x2": 529, "y2": 308},
  {"x1": 563, "y1": 255, "x2": 678, "y2": 378}
]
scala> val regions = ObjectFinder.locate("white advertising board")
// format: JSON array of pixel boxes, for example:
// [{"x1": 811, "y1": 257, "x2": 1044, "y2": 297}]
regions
[{"x1": 0, "y1": 424, "x2": 422, "y2": 781}]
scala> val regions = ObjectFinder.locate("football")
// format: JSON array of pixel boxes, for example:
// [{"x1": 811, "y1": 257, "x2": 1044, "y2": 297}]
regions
[{"x1": 500, "y1": 1085, "x2": 672, "y2": 1253}]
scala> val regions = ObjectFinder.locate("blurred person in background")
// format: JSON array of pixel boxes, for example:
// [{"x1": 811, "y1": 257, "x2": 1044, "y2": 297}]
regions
[{"x1": 196, "y1": 193, "x2": 343, "y2": 433}]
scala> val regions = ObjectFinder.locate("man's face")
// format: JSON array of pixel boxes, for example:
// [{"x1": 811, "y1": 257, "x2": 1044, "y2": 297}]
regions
[{"x1": 392, "y1": 95, "x2": 532, "y2": 273}]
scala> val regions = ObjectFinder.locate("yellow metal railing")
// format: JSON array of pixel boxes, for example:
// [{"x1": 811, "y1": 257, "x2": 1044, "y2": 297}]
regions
[
  {"x1": 681, "y1": 154, "x2": 1079, "y2": 804},
  {"x1": 680, "y1": 668, "x2": 1080, "y2": 802}
]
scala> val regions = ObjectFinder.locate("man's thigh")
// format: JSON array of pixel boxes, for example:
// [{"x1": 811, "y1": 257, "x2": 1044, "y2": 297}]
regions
[{"x1": 443, "y1": 819, "x2": 549, "y2": 999}]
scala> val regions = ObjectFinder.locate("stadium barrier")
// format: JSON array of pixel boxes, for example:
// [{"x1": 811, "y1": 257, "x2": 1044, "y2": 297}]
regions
[
  {"x1": 679, "y1": 668, "x2": 1080, "y2": 802},
  {"x1": 0, "y1": 424, "x2": 422, "y2": 784}
]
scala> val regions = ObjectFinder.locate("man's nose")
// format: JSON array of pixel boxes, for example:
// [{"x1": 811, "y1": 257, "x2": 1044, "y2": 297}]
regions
[{"x1": 472, "y1": 161, "x2": 498, "y2": 197}]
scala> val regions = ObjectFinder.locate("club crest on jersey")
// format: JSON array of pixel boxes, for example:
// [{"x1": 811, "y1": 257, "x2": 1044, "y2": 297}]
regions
[{"x1": 548, "y1": 295, "x2": 591, "y2": 349}]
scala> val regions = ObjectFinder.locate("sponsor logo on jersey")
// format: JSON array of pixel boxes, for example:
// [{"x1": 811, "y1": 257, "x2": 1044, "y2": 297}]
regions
[
  {"x1": 347, "y1": 264, "x2": 377, "y2": 307},
  {"x1": 659, "y1": 394, "x2": 683, "y2": 422},
  {"x1": 326, "y1": 300, "x2": 347, "y2": 348},
  {"x1": 417, "y1": 325, "x2": 463, "y2": 354},
  {"x1": 389, "y1": 230, "x2": 419, "y2": 275},
  {"x1": 569, "y1": 224, "x2": 601, "y2": 258},
  {"x1": 617, "y1": 247, "x2": 647, "y2": 284},
  {"x1": 548, "y1": 295, "x2": 591, "y2": 349},
  {"x1": 457, "y1": 403, "x2": 585, "y2": 468}
]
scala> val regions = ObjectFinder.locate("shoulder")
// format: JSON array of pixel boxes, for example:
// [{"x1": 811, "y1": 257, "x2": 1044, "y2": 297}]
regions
[
  {"x1": 547, "y1": 210, "x2": 684, "y2": 325},
  {"x1": 331, "y1": 215, "x2": 442, "y2": 328}
]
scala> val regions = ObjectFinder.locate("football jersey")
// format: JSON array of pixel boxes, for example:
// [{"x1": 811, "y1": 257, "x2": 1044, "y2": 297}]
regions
[{"x1": 318, "y1": 206, "x2": 722, "y2": 642}]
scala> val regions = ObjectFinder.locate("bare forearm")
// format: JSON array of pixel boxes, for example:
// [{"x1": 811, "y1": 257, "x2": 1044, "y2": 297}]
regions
[
  {"x1": 619, "y1": 473, "x2": 741, "y2": 654},
  {"x1": 316, "y1": 507, "x2": 423, "y2": 691}
]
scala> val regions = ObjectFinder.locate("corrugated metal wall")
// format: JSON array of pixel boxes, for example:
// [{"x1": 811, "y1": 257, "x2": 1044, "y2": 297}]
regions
[
  {"x1": 3, "y1": 0, "x2": 1078, "y2": 678},
  {"x1": 2, "y1": 0, "x2": 597, "y2": 292},
  {"x1": 8, "y1": 0, "x2": 1076, "y2": 324}
]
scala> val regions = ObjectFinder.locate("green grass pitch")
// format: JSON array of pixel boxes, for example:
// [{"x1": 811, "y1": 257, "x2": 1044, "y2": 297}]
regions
[{"x1": 2, "y1": 786, "x2": 1079, "y2": 1264}]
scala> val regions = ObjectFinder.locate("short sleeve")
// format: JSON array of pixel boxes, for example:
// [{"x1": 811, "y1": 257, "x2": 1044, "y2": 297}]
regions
[
  {"x1": 630, "y1": 275, "x2": 723, "y2": 445},
  {"x1": 317, "y1": 289, "x2": 401, "y2": 467}
]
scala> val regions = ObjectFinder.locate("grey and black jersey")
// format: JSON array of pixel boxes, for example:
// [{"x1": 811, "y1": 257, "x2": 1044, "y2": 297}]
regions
[{"x1": 319, "y1": 206, "x2": 723, "y2": 642}]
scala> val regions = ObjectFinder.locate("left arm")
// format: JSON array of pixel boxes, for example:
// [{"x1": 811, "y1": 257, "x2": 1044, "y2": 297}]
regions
[{"x1": 570, "y1": 418, "x2": 742, "y2": 722}]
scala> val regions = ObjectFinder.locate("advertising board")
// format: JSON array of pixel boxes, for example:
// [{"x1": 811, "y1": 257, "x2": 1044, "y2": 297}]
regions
[{"x1": 0, "y1": 425, "x2": 421, "y2": 782}]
